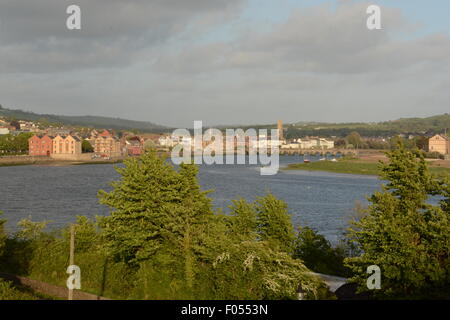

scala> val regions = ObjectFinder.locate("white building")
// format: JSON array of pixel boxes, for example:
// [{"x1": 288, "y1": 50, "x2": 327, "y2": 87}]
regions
[
  {"x1": 158, "y1": 135, "x2": 174, "y2": 147},
  {"x1": 0, "y1": 127, "x2": 10, "y2": 135},
  {"x1": 318, "y1": 138, "x2": 334, "y2": 149},
  {"x1": 287, "y1": 138, "x2": 335, "y2": 149}
]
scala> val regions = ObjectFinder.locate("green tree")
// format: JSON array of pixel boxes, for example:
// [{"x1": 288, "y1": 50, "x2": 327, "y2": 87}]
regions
[
  {"x1": 81, "y1": 140, "x2": 94, "y2": 153},
  {"x1": 227, "y1": 198, "x2": 258, "y2": 241},
  {"x1": 98, "y1": 151, "x2": 212, "y2": 292},
  {"x1": 199, "y1": 199, "x2": 322, "y2": 299},
  {"x1": 9, "y1": 120, "x2": 20, "y2": 131},
  {"x1": 255, "y1": 193, "x2": 296, "y2": 254},
  {"x1": 0, "y1": 132, "x2": 33, "y2": 155},
  {"x1": 346, "y1": 132, "x2": 363, "y2": 149},
  {"x1": 345, "y1": 143, "x2": 450, "y2": 298},
  {"x1": 294, "y1": 227, "x2": 349, "y2": 277},
  {"x1": 414, "y1": 136, "x2": 428, "y2": 151},
  {"x1": 98, "y1": 152, "x2": 323, "y2": 299}
]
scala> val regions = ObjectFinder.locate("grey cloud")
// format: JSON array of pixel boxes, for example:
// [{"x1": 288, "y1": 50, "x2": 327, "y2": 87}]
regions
[
  {"x1": 0, "y1": 1, "x2": 448, "y2": 127},
  {"x1": 154, "y1": 2, "x2": 450, "y2": 75},
  {"x1": 0, "y1": 0, "x2": 245, "y2": 73}
]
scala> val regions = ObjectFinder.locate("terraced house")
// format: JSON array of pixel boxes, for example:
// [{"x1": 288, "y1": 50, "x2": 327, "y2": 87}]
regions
[
  {"x1": 28, "y1": 134, "x2": 82, "y2": 158},
  {"x1": 52, "y1": 134, "x2": 82, "y2": 155},
  {"x1": 28, "y1": 134, "x2": 54, "y2": 156}
]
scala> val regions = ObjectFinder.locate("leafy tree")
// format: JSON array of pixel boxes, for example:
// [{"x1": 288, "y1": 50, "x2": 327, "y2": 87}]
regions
[
  {"x1": 346, "y1": 132, "x2": 363, "y2": 149},
  {"x1": 414, "y1": 136, "x2": 428, "y2": 151},
  {"x1": 345, "y1": 143, "x2": 450, "y2": 298},
  {"x1": 201, "y1": 239, "x2": 322, "y2": 300},
  {"x1": 334, "y1": 138, "x2": 347, "y2": 148},
  {"x1": 81, "y1": 140, "x2": 94, "y2": 153},
  {"x1": 255, "y1": 193, "x2": 296, "y2": 254},
  {"x1": 294, "y1": 227, "x2": 349, "y2": 277},
  {"x1": 9, "y1": 120, "x2": 20, "y2": 131},
  {"x1": 227, "y1": 198, "x2": 258, "y2": 241},
  {"x1": 98, "y1": 151, "x2": 213, "y2": 292},
  {"x1": 98, "y1": 152, "x2": 323, "y2": 299},
  {"x1": 0, "y1": 132, "x2": 33, "y2": 155},
  {"x1": 388, "y1": 135, "x2": 416, "y2": 150},
  {"x1": 199, "y1": 199, "x2": 322, "y2": 299}
]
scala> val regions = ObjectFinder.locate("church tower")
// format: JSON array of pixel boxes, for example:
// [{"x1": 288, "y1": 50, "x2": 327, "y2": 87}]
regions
[{"x1": 277, "y1": 120, "x2": 283, "y2": 140}]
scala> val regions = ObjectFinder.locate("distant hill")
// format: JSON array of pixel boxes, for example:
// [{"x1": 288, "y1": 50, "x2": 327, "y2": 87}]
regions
[
  {"x1": 222, "y1": 114, "x2": 450, "y2": 138},
  {"x1": 378, "y1": 114, "x2": 450, "y2": 133},
  {"x1": 0, "y1": 105, "x2": 170, "y2": 133},
  {"x1": 287, "y1": 114, "x2": 450, "y2": 138},
  {"x1": 1, "y1": 103, "x2": 449, "y2": 137}
]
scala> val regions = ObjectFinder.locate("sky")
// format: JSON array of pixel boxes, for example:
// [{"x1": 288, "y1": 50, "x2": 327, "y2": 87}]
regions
[{"x1": 0, "y1": 0, "x2": 449, "y2": 128}]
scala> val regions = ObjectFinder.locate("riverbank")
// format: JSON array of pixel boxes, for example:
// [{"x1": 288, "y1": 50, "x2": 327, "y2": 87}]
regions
[
  {"x1": 0, "y1": 152, "x2": 172, "y2": 167},
  {"x1": 285, "y1": 158, "x2": 450, "y2": 176},
  {"x1": 0, "y1": 156, "x2": 124, "y2": 167}
]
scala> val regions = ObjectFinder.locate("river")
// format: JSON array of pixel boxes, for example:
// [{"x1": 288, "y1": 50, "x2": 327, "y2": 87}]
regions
[{"x1": 0, "y1": 155, "x2": 382, "y2": 242}]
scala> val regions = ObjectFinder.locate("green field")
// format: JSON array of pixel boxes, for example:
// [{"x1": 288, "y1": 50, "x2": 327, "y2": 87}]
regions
[{"x1": 285, "y1": 159, "x2": 450, "y2": 177}]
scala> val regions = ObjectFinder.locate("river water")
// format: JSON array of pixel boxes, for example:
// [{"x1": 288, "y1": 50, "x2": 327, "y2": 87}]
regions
[{"x1": 0, "y1": 155, "x2": 382, "y2": 242}]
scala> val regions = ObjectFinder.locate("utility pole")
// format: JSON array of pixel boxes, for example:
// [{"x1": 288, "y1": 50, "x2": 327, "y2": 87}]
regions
[{"x1": 68, "y1": 224, "x2": 75, "y2": 300}]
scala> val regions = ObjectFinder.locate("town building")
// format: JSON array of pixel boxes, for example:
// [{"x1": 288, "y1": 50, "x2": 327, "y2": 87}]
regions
[
  {"x1": 281, "y1": 138, "x2": 335, "y2": 149},
  {"x1": 53, "y1": 135, "x2": 82, "y2": 155},
  {"x1": 159, "y1": 135, "x2": 175, "y2": 147},
  {"x1": 46, "y1": 128, "x2": 72, "y2": 137},
  {"x1": 28, "y1": 134, "x2": 54, "y2": 156},
  {"x1": 19, "y1": 120, "x2": 39, "y2": 132},
  {"x1": 0, "y1": 127, "x2": 10, "y2": 135},
  {"x1": 92, "y1": 130, "x2": 123, "y2": 157},
  {"x1": 52, "y1": 134, "x2": 82, "y2": 155},
  {"x1": 318, "y1": 138, "x2": 335, "y2": 149},
  {"x1": 125, "y1": 136, "x2": 145, "y2": 156},
  {"x1": 429, "y1": 134, "x2": 450, "y2": 155},
  {"x1": 297, "y1": 138, "x2": 334, "y2": 149}
]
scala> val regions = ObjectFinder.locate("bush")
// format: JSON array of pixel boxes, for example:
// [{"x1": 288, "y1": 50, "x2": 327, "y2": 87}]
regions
[
  {"x1": 294, "y1": 227, "x2": 350, "y2": 277},
  {"x1": 423, "y1": 151, "x2": 445, "y2": 160},
  {"x1": 0, "y1": 279, "x2": 39, "y2": 300}
]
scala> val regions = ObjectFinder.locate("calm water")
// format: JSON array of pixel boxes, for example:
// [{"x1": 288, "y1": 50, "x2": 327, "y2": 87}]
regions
[{"x1": 0, "y1": 155, "x2": 382, "y2": 242}]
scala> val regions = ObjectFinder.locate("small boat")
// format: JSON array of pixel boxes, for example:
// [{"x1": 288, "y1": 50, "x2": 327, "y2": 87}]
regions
[
  {"x1": 330, "y1": 158, "x2": 337, "y2": 162},
  {"x1": 303, "y1": 159, "x2": 311, "y2": 163},
  {"x1": 319, "y1": 158, "x2": 326, "y2": 161}
]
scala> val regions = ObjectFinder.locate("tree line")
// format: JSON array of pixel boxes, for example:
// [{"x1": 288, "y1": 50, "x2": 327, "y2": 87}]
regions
[
  {"x1": 0, "y1": 133, "x2": 33, "y2": 156},
  {"x1": 0, "y1": 146, "x2": 448, "y2": 299}
]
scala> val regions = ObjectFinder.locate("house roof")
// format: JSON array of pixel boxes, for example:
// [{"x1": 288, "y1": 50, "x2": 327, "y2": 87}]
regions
[
  {"x1": 100, "y1": 130, "x2": 113, "y2": 137},
  {"x1": 431, "y1": 134, "x2": 450, "y2": 141}
]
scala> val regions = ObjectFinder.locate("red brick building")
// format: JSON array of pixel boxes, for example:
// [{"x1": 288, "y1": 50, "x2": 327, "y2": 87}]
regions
[{"x1": 28, "y1": 135, "x2": 54, "y2": 156}]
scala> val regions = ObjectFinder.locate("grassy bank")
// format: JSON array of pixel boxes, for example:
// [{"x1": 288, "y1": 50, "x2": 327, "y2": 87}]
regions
[
  {"x1": 0, "y1": 162, "x2": 40, "y2": 167},
  {"x1": 285, "y1": 160, "x2": 380, "y2": 175},
  {"x1": 0, "y1": 279, "x2": 53, "y2": 300},
  {"x1": 285, "y1": 159, "x2": 450, "y2": 177},
  {"x1": 0, "y1": 159, "x2": 123, "y2": 167}
]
